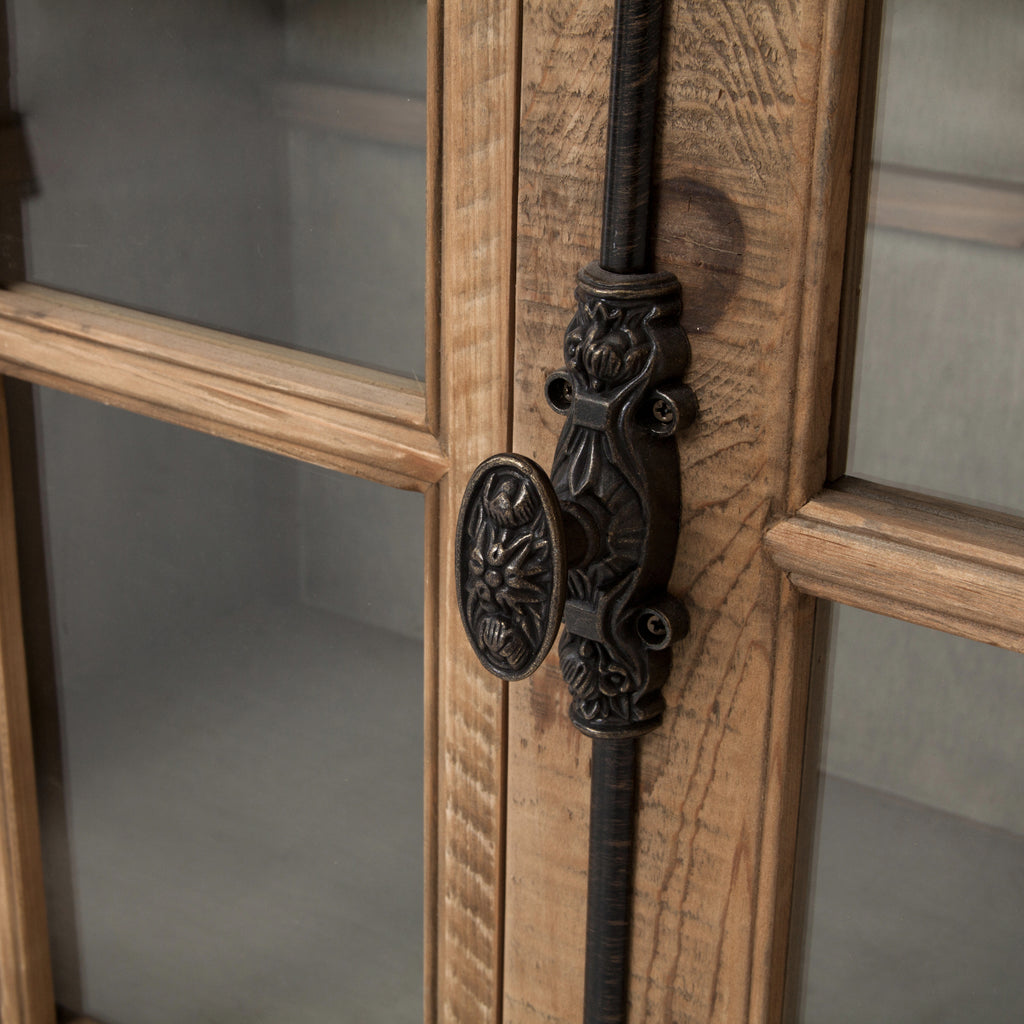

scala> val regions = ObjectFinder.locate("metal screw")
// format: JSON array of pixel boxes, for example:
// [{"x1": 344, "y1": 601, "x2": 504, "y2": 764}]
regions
[
  {"x1": 651, "y1": 397, "x2": 675, "y2": 425},
  {"x1": 644, "y1": 613, "x2": 667, "y2": 638},
  {"x1": 546, "y1": 373, "x2": 574, "y2": 413},
  {"x1": 638, "y1": 610, "x2": 671, "y2": 648}
]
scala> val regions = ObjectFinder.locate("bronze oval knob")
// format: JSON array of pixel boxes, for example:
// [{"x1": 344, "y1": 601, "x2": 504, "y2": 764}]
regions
[{"x1": 455, "y1": 453, "x2": 569, "y2": 680}]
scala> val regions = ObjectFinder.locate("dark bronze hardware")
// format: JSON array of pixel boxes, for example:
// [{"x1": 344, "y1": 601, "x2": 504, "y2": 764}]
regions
[
  {"x1": 455, "y1": 1, "x2": 689, "y2": 1020},
  {"x1": 455, "y1": 265, "x2": 695, "y2": 722},
  {"x1": 455, "y1": 269, "x2": 694, "y2": 1024},
  {"x1": 455, "y1": 452, "x2": 569, "y2": 682},
  {"x1": 548, "y1": 261, "x2": 694, "y2": 738}
]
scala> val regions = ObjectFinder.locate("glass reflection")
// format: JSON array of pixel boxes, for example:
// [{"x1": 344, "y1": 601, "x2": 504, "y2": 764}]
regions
[
  {"x1": 10, "y1": 0, "x2": 427, "y2": 377},
  {"x1": 793, "y1": 606, "x2": 1024, "y2": 1022},
  {"x1": 845, "y1": 0, "x2": 1024, "y2": 511},
  {"x1": 21, "y1": 386, "x2": 424, "y2": 1022}
]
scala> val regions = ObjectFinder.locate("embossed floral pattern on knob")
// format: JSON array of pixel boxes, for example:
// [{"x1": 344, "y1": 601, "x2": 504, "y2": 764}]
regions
[{"x1": 456, "y1": 454, "x2": 567, "y2": 681}]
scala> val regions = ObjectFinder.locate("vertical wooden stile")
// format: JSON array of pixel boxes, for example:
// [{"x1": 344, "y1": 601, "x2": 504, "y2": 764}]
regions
[
  {"x1": 505, "y1": 1, "x2": 868, "y2": 1021},
  {"x1": 436, "y1": 0, "x2": 523, "y2": 1021},
  {"x1": 0, "y1": 381, "x2": 56, "y2": 1024}
]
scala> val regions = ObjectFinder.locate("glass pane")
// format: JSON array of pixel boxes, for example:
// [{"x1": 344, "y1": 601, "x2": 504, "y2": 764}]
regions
[
  {"x1": 844, "y1": 0, "x2": 1024, "y2": 512},
  {"x1": 791, "y1": 605, "x2": 1024, "y2": 1022},
  {"x1": 19, "y1": 386, "x2": 424, "y2": 1022},
  {"x1": 9, "y1": 0, "x2": 428, "y2": 378}
]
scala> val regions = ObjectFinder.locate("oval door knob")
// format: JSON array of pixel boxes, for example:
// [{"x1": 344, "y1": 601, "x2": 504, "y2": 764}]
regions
[
  {"x1": 455, "y1": 264, "x2": 697, "y2": 735},
  {"x1": 455, "y1": 453, "x2": 574, "y2": 681}
]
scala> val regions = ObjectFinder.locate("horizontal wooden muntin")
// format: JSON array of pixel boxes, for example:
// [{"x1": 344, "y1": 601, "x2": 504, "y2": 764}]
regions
[
  {"x1": 767, "y1": 477, "x2": 1024, "y2": 652},
  {"x1": 0, "y1": 285, "x2": 446, "y2": 492}
]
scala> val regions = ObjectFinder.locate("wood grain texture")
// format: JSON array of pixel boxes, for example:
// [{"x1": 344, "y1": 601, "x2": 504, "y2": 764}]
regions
[
  {"x1": 505, "y1": 1, "x2": 866, "y2": 1022},
  {"x1": 766, "y1": 479, "x2": 1024, "y2": 653},
  {"x1": 423, "y1": 4, "x2": 443, "y2": 1019},
  {"x1": 423, "y1": 481, "x2": 441, "y2": 1024},
  {"x1": 0, "y1": 286, "x2": 445, "y2": 492},
  {"x1": 0, "y1": 384, "x2": 55, "y2": 1024},
  {"x1": 425, "y1": 0, "x2": 443, "y2": 438},
  {"x1": 434, "y1": 0, "x2": 521, "y2": 1020}
]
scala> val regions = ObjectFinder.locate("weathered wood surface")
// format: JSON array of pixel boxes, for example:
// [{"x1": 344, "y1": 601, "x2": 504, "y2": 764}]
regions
[
  {"x1": 767, "y1": 479, "x2": 1024, "y2": 654},
  {"x1": 422, "y1": 3, "x2": 443, "y2": 1016},
  {"x1": 434, "y1": 0, "x2": 521, "y2": 1020},
  {"x1": 825, "y1": 0, "x2": 883, "y2": 483},
  {"x1": 505, "y1": 1, "x2": 866, "y2": 1022}
]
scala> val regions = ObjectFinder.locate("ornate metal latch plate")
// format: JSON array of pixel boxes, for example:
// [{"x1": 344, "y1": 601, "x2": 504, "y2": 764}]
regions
[
  {"x1": 456, "y1": 263, "x2": 695, "y2": 734},
  {"x1": 547, "y1": 262, "x2": 695, "y2": 737}
]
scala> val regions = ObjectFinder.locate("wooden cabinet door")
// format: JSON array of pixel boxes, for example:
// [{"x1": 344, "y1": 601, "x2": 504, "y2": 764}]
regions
[
  {"x1": 497, "y1": 2, "x2": 868, "y2": 1021},
  {"x1": 0, "y1": 0, "x2": 882, "y2": 1021},
  {"x1": 497, "y1": 2, "x2": 1024, "y2": 1023}
]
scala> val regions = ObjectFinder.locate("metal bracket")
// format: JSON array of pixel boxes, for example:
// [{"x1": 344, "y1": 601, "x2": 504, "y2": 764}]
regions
[{"x1": 548, "y1": 262, "x2": 695, "y2": 735}]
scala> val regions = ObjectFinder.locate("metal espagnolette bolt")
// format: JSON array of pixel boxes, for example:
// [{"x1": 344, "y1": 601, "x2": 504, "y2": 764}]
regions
[
  {"x1": 456, "y1": 261, "x2": 697, "y2": 738},
  {"x1": 458, "y1": 3, "x2": 693, "y2": 1018}
]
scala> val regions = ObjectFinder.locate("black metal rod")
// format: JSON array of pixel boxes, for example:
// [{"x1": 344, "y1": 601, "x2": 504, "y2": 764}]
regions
[
  {"x1": 583, "y1": 737, "x2": 637, "y2": 1024},
  {"x1": 584, "y1": 2, "x2": 670, "y2": 1020},
  {"x1": 600, "y1": 0, "x2": 666, "y2": 274}
]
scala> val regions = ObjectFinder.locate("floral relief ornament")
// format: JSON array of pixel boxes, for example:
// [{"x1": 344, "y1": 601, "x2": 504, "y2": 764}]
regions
[
  {"x1": 564, "y1": 298, "x2": 653, "y2": 391},
  {"x1": 549, "y1": 263, "x2": 694, "y2": 735},
  {"x1": 461, "y1": 467, "x2": 557, "y2": 677}
]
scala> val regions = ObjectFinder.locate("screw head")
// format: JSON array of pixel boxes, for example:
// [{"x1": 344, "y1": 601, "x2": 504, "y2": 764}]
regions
[
  {"x1": 651, "y1": 397, "x2": 675, "y2": 424},
  {"x1": 545, "y1": 372, "x2": 574, "y2": 414}
]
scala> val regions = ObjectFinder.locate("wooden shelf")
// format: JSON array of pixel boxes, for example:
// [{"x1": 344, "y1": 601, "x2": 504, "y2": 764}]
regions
[
  {"x1": 271, "y1": 80, "x2": 427, "y2": 149},
  {"x1": 868, "y1": 163, "x2": 1024, "y2": 249}
]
